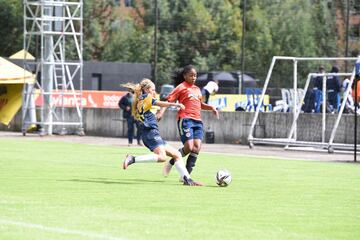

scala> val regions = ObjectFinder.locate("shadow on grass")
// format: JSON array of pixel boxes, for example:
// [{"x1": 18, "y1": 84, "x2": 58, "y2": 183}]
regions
[
  {"x1": 57, "y1": 178, "x2": 219, "y2": 187},
  {"x1": 58, "y1": 178, "x2": 167, "y2": 185},
  {"x1": 333, "y1": 160, "x2": 360, "y2": 164}
]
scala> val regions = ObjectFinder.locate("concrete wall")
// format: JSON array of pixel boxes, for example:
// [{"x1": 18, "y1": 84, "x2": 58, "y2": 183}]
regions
[{"x1": 1, "y1": 108, "x2": 359, "y2": 145}]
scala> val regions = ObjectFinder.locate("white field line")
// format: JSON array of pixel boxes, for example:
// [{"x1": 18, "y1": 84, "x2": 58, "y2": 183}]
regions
[{"x1": 0, "y1": 219, "x2": 126, "y2": 240}]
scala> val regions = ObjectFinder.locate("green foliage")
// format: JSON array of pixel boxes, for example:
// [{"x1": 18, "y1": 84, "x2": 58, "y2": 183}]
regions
[
  {"x1": 264, "y1": 0, "x2": 318, "y2": 85},
  {"x1": 0, "y1": 0, "x2": 23, "y2": 57},
  {"x1": 310, "y1": 0, "x2": 337, "y2": 56},
  {"x1": 242, "y1": 0, "x2": 337, "y2": 87},
  {"x1": 242, "y1": 4, "x2": 273, "y2": 81},
  {"x1": 117, "y1": 0, "x2": 337, "y2": 86},
  {"x1": 134, "y1": 0, "x2": 245, "y2": 85},
  {"x1": 156, "y1": 31, "x2": 179, "y2": 85},
  {"x1": 103, "y1": 26, "x2": 153, "y2": 63},
  {"x1": 83, "y1": 0, "x2": 117, "y2": 60},
  {"x1": 174, "y1": 0, "x2": 217, "y2": 66},
  {"x1": 205, "y1": 0, "x2": 243, "y2": 70},
  {"x1": 0, "y1": 0, "x2": 338, "y2": 88}
]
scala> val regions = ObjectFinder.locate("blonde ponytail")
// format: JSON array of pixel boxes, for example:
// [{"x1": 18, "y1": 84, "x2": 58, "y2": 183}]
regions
[
  {"x1": 121, "y1": 79, "x2": 154, "y2": 120},
  {"x1": 121, "y1": 83, "x2": 140, "y2": 119}
]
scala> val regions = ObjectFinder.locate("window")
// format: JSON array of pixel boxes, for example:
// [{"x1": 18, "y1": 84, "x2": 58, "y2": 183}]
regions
[
  {"x1": 350, "y1": 24, "x2": 360, "y2": 40},
  {"x1": 125, "y1": 0, "x2": 132, "y2": 7},
  {"x1": 351, "y1": 0, "x2": 360, "y2": 15},
  {"x1": 91, "y1": 73, "x2": 102, "y2": 90}
]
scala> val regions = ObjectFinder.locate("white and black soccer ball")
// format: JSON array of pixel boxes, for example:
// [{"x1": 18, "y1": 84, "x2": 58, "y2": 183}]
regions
[{"x1": 215, "y1": 169, "x2": 232, "y2": 187}]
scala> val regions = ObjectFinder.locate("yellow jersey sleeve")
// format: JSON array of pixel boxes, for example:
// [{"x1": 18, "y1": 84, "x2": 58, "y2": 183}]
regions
[{"x1": 143, "y1": 94, "x2": 153, "y2": 112}]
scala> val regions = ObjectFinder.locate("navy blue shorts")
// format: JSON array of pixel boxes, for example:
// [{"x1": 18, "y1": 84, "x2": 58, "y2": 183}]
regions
[
  {"x1": 177, "y1": 118, "x2": 203, "y2": 144},
  {"x1": 141, "y1": 128, "x2": 166, "y2": 151}
]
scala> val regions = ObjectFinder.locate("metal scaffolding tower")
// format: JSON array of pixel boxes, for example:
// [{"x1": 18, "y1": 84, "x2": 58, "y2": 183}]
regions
[{"x1": 22, "y1": 0, "x2": 83, "y2": 135}]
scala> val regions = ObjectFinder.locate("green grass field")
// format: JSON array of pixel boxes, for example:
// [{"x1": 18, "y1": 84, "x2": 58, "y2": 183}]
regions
[{"x1": 0, "y1": 139, "x2": 359, "y2": 240}]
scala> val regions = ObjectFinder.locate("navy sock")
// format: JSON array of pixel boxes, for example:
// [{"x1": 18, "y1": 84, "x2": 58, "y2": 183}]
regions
[{"x1": 186, "y1": 152, "x2": 198, "y2": 174}]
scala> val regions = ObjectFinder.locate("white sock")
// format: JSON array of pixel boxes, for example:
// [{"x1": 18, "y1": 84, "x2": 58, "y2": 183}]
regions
[
  {"x1": 134, "y1": 154, "x2": 158, "y2": 163},
  {"x1": 174, "y1": 160, "x2": 190, "y2": 179}
]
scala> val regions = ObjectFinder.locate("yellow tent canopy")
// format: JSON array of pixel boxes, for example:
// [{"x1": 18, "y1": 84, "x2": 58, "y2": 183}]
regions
[
  {"x1": 9, "y1": 49, "x2": 35, "y2": 60},
  {"x1": 0, "y1": 57, "x2": 35, "y2": 84},
  {"x1": 0, "y1": 57, "x2": 36, "y2": 125}
]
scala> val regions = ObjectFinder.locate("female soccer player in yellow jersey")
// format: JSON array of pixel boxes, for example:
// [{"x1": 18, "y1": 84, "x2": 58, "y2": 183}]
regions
[{"x1": 122, "y1": 78, "x2": 202, "y2": 186}]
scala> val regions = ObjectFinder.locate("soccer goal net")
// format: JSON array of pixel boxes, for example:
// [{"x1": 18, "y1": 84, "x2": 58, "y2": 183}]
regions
[{"x1": 247, "y1": 56, "x2": 360, "y2": 153}]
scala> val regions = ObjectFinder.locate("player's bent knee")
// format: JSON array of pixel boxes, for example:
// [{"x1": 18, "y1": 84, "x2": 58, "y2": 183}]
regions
[
  {"x1": 189, "y1": 144, "x2": 201, "y2": 153},
  {"x1": 173, "y1": 153, "x2": 181, "y2": 161},
  {"x1": 190, "y1": 147, "x2": 200, "y2": 154},
  {"x1": 157, "y1": 154, "x2": 167, "y2": 162},
  {"x1": 187, "y1": 146, "x2": 195, "y2": 152}
]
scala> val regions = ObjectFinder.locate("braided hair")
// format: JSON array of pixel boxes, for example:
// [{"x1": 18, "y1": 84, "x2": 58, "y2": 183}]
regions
[{"x1": 172, "y1": 65, "x2": 196, "y2": 86}]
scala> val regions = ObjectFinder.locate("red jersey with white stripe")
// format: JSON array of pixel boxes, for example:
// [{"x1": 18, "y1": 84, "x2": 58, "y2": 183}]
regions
[{"x1": 166, "y1": 81, "x2": 202, "y2": 121}]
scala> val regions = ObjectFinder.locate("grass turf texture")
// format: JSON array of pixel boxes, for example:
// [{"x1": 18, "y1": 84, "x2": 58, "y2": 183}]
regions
[{"x1": 0, "y1": 139, "x2": 359, "y2": 240}]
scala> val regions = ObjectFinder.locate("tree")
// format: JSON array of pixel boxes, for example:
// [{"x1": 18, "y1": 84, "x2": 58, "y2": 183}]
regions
[
  {"x1": 244, "y1": 3, "x2": 274, "y2": 81},
  {"x1": 87, "y1": 0, "x2": 338, "y2": 88},
  {"x1": 103, "y1": 25, "x2": 153, "y2": 63},
  {"x1": 0, "y1": 0, "x2": 23, "y2": 57},
  {"x1": 83, "y1": 0, "x2": 117, "y2": 60},
  {"x1": 204, "y1": 0, "x2": 243, "y2": 70},
  {"x1": 136, "y1": 0, "x2": 243, "y2": 85},
  {"x1": 310, "y1": 0, "x2": 337, "y2": 57},
  {"x1": 0, "y1": 0, "x2": 342, "y2": 87},
  {"x1": 244, "y1": 0, "x2": 337, "y2": 87}
]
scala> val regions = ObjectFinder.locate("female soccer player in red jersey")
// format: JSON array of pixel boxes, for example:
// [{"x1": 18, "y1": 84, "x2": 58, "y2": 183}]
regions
[{"x1": 157, "y1": 65, "x2": 219, "y2": 178}]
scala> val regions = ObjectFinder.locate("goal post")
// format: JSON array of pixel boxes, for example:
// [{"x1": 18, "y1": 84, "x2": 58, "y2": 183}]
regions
[{"x1": 247, "y1": 56, "x2": 360, "y2": 153}]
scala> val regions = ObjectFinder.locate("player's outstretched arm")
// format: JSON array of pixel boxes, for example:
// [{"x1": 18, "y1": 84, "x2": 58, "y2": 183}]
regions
[
  {"x1": 156, "y1": 107, "x2": 167, "y2": 121},
  {"x1": 156, "y1": 101, "x2": 185, "y2": 110},
  {"x1": 201, "y1": 102, "x2": 219, "y2": 119}
]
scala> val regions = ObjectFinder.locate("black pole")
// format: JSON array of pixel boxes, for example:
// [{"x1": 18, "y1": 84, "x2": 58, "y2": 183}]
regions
[
  {"x1": 153, "y1": 0, "x2": 158, "y2": 89},
  {"x1": 240, "y1": 0, "x2": 246, "y2": 94},
  {"x1": 345, "y1": 0, "x2": 350, "y2": 72}
]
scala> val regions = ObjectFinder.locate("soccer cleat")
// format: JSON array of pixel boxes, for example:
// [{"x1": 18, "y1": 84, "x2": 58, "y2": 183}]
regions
[
  {"x1": 183, "y1": 176, "x2": 203, "y2": 186},
  {"x1": 163, "y1": 161, "x2": 173, "y2": 177},
  {"x1": 123, "y1": 154, "x2": 135, "y2": 170}
]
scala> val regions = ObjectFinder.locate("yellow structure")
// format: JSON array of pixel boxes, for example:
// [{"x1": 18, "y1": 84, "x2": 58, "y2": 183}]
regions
[
  {"x1": 9, "y1": 49, "x2": 35, "y2": 60},
  {"x1": 0, "y1": 57, "x2": 35, "y2": 125}
]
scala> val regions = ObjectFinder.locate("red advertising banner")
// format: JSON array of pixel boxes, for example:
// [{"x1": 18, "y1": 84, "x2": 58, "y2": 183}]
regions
[{"x1": 35, "y1": 90, "x2": 127, "y2": 109}]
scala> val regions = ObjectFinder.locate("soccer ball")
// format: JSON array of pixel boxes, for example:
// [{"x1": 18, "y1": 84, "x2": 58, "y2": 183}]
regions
[{"x1": 215, "y1": 169, "x2": 232, "y2": 187}]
